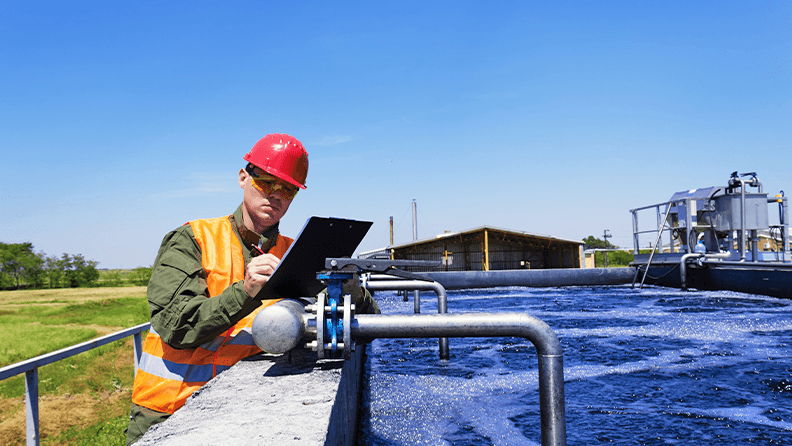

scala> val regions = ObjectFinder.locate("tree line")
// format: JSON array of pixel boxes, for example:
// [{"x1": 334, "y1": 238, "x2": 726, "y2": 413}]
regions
[
  {"x1": 0, "y1": 242, "x2": 152, "y2": 290},
  {"x1": 582, "y1": 235, "x2": 634, "y2": 267}
]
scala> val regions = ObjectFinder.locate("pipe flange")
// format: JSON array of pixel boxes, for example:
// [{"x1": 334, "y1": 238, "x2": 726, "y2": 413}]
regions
[
  {"x1": 343, "y1": 294, "x2": 354, "y2": 360},
  {"x1": 316, "y1": 292, "x2": 326, "y2": 359}
]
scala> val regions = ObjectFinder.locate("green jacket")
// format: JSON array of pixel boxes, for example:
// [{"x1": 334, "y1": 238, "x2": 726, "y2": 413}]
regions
[
  {"x1": 146, "y1": 205, "x2": 281, "y2": 349},
  {"x1": 146, "y1": 205, "x2": 378, "y2": 350}
]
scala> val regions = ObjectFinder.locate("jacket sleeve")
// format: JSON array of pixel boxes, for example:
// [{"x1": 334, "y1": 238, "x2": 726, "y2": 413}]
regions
[{"x1": 146, "y1": 226, "x2": 260, "y2": 349}]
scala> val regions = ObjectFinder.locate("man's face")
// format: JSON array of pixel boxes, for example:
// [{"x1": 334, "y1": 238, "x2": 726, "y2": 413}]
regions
[{"x1": 238, "y1": 166, "x2": 297, "y2": 233}]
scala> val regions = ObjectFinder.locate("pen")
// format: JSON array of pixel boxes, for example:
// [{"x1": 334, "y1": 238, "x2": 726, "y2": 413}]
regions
[{"x1": 251, "y1": 244, "x2": 265, "y2": 256}]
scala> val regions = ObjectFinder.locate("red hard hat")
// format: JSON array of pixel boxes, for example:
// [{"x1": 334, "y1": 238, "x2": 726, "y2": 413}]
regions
[{"x1": 243, "y1": 134, "x2": 309, "y2": 189}]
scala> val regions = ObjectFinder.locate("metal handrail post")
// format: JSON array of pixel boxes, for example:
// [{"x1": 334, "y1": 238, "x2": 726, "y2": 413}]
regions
[
  {"x1": 656, "y1": 205, "x2": 662, "y2": 250},
  {"x1": 25, "y1": 369, "x2": 39, "y2": 446},
  {"x1": 685, "y1": 197, "x2": 694, "y2": 253},
  {"x1": 133, "y1": 331, "x2": 144, "y2": 376}
]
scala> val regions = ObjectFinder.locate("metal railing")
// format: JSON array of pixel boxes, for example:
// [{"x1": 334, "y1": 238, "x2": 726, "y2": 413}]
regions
[
  {"x1": 0, "y1": 322, "x2": 151, "y2": 446},
  {"x1": 630, "y1": 199, "x2": 685, "y2": 256}
]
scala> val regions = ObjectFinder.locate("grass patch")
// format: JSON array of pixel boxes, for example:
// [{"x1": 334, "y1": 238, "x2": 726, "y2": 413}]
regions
[
  {"x1": 0, "y1": 321, "x2": 97, "y2": 368},
  {"x1": 0, "y1": 287, "x2": 150, "y2": 445},
  {"x1": 0, "y1": 287, "x2": 147, "y2": 306},
  {"x1": 16, "y1": 297, "x2": 150, "y2": 328},
  {"x1": 0, "y1": 297, "x2": 150, "y2": 369},
  {"x1": 42, "y1": 396, "x2": 131, "y2": 446}
]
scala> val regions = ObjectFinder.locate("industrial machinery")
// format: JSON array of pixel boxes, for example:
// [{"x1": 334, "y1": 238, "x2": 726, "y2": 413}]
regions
[
  {"x1": 251, "y1": 258, "x2": 567, "y2": 446},
  {"x1": 630, "y1": 172, "x2": 792, "y2": 297}
]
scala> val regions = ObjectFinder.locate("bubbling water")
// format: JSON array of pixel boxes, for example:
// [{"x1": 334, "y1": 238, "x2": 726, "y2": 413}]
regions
[{"x1": 358, "y1": 286, "x2": 792, "y2": 445}]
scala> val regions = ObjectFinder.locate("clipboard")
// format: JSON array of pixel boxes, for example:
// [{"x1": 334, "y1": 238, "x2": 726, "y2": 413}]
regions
[{"x1": 256, "y1": 216, "x2": 373, "y2": 300}]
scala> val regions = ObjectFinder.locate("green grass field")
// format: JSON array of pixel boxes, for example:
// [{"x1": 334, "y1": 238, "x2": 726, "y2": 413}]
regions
[{"x1": 0, "y1": 287, "x2": 149, "y2": 446}]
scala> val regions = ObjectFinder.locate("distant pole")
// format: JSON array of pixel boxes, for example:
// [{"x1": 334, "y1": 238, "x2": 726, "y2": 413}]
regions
[
  {"x1": 411, "y1": 200, "x2": 419, "y2": 312},
  {"x1": 390, "y1": 216, "x2": 394, "y2": 246},
  {"x1": 412, "y1": 200, "x2": 418, "y2": 241},
  {"x1": 603, "y1": 229, "x2": 612, "y2": 267}
]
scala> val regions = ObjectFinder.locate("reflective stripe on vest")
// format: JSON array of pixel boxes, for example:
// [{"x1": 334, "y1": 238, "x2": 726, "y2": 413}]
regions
[{"x1": 132, "y1": 216, "x2": 293, "y2": 414}]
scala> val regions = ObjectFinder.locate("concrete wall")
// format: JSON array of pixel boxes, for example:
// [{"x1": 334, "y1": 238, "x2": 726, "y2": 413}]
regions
[{"x1": 136, "y1": 346, "x2": 366, "y2": 446}]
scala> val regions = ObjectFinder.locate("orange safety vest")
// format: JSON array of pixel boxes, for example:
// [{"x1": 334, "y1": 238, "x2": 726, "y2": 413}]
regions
[{"x1": 132, "y1": 216, "x2": 293, "y2": 414}]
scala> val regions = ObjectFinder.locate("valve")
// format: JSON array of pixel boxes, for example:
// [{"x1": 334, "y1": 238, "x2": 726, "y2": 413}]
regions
[
  {"x1": 310, "y1": 270, "x2": 355, "y2": 360},
  {"x1": 254, "y1": 258, "x2": 442, "y2": 360}
]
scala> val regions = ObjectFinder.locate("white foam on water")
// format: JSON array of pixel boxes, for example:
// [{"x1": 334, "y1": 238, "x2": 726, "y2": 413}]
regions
[
  {"x1": 364, "y1": 288, "x2": 792, "y2": 444},
  {"x1": 366, "y1": 351, "x2": 542, "y2": 445},
  {"x1": 563, "y1": 348, "x2": 706, "y2": 381},
  {"x1": 668, "y1": 405, "x2": 792, "y2": 432}
]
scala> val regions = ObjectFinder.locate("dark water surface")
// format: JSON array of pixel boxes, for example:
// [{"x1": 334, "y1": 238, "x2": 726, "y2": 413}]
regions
[{"x1": 358, "y1": 285, "x2": 792, "y2": 445}]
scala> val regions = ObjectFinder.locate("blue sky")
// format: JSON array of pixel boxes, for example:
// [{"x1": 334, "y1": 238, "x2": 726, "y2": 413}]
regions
[{"x1": 1, "y1": 1, "x2": 790, "y2": 269}]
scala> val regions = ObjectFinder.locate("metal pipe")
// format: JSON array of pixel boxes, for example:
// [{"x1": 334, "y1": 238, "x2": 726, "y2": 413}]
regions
[
  {"x1": 366, "y1": 273, "x2": 412, "y2": 281},
  {"x1": 252, "y1": 299, "x2": 311, "y2": 354},
  {"x1": 423, "y1": 268, "x2": 635, "y2": 290},
  {"x1": 366, "y1": 280, "x2": 449, "y2": 359},
  {"x1": 680, "y1": 251, "x2": 731, "y2": 290},
  {"x1": 365, "y1": 280, "x2": 447, "y2": 314},
  {"x1": 353, "y1": 312, "x2": 566, "y2": 446},
  {"x1": 251, "y1": 305, "x2": 566, "y2": 445},
  {"x1": 679, "y1": 253, "x2": 702, "y2": 290}
]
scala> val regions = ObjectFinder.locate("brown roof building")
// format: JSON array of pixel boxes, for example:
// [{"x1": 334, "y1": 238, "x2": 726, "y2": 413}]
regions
[{"x1": 360, "y1": 226, "x2": 584, "y2": 272}]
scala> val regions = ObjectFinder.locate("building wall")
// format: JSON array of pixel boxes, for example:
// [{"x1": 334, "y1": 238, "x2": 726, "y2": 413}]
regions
[{"x1": 393, "y1": 230, "x2": 581, "y2": 272}]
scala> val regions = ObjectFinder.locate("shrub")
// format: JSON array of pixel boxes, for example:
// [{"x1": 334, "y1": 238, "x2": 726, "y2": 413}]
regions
[{"x1": 129, "y1": 266, "x2": 152, "y2": 286}]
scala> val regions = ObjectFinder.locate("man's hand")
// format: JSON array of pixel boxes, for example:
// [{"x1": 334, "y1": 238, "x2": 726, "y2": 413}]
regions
[
  {"x1": 244, "y1": 253, "x2": 281, "y2": 298},
  {"x1": 342, "y1": 273, "x2": 364, "y2": 306}
]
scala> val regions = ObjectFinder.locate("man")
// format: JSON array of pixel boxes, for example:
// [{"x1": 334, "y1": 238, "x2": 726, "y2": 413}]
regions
[{"x1": 126, "y1": 134, "x2": 378, "y2": 444}]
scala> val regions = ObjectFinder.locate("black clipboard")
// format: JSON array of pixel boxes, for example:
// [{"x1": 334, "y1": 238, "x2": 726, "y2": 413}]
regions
[{"x1": 256, "y1": 216, "x2": 373, "y2": 300}]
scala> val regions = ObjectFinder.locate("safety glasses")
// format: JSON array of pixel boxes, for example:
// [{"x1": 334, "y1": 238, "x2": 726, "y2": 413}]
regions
[{"x1": 245, "y1": 164, "x2": 299, "y2": 199}]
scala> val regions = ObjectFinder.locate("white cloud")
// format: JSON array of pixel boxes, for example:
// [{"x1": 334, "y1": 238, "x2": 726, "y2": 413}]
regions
[{"x1": 311, "y1": 135, "x2": 355, "y2": 146}]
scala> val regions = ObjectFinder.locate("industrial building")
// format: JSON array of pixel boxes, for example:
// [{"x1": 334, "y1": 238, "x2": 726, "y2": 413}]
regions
[{"x1": 360, "y1": 226, "x2": 584, "y2": 272}]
